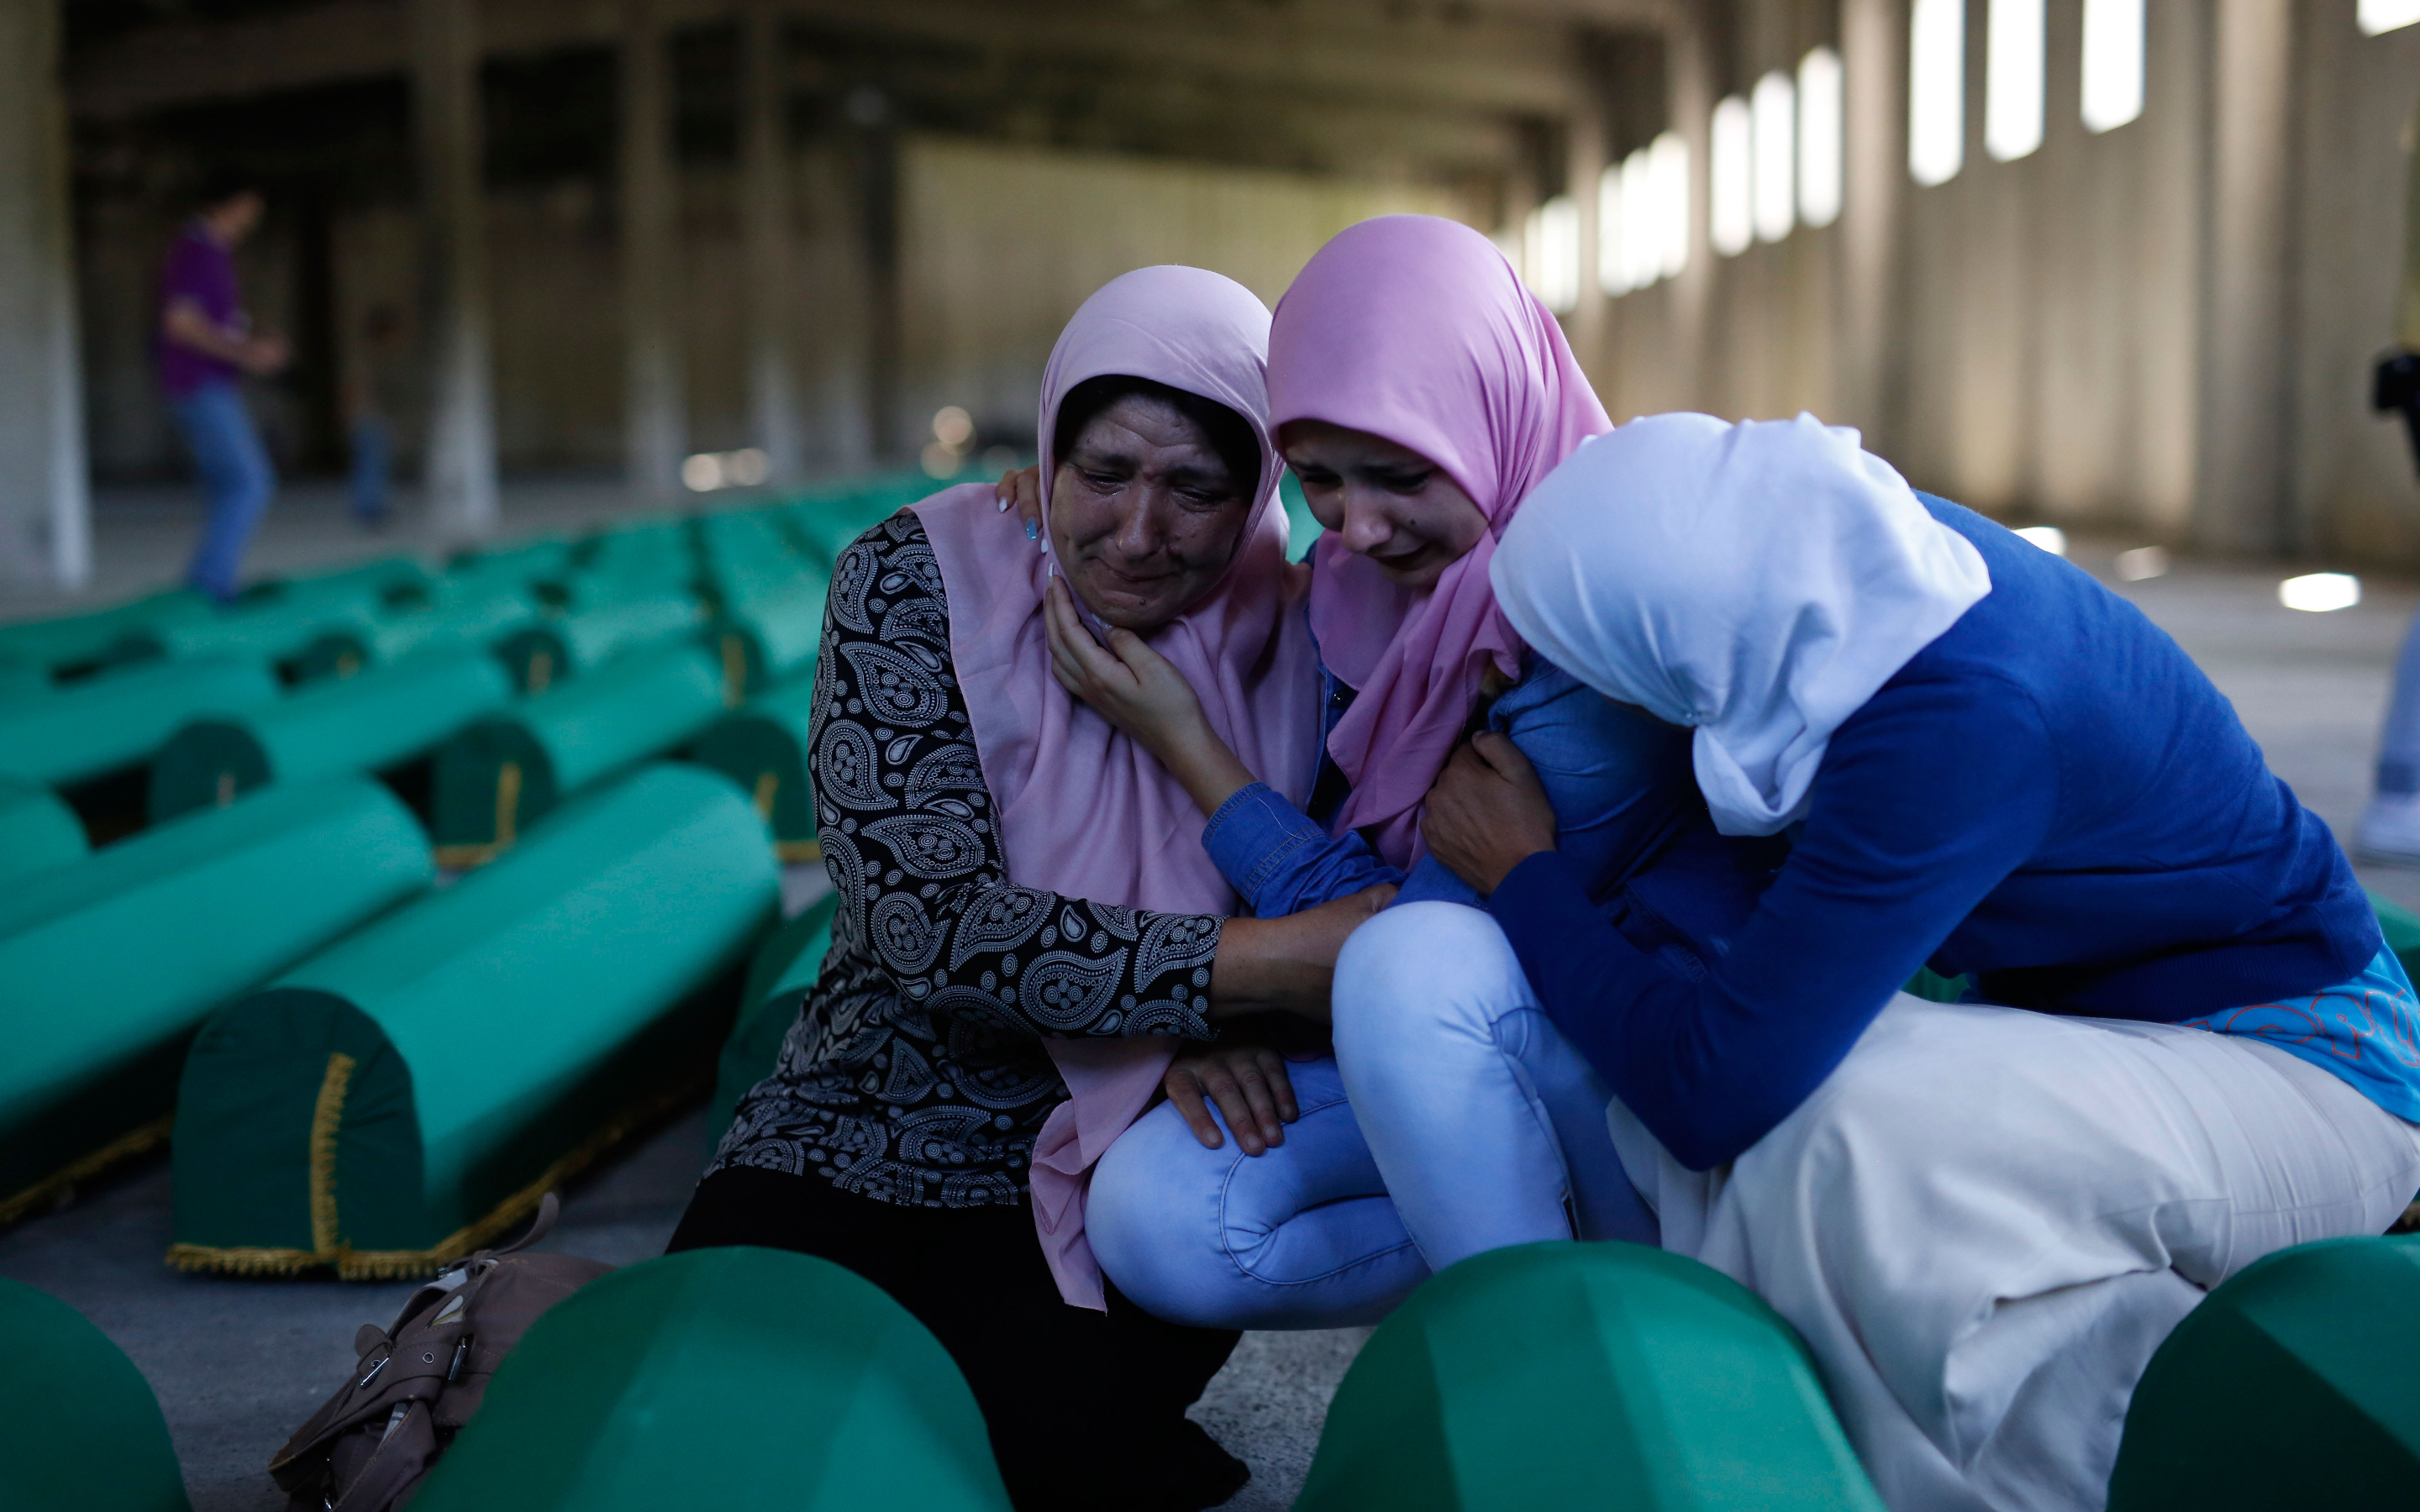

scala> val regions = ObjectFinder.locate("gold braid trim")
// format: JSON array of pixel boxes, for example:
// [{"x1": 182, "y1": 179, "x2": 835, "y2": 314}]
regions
[
  {"x1": 308, "y1": 1053, "x2": 357, "y2": 1256},
  {"x1": 0, "y1": 1115, "x2": 176, "y2": 1230},
  {"x1": 432, "y1": 843, "x2": 503, "y2": 869},
  {"x1": 775, "y1": 838, "x2": 823, "y2": 864},
  {"x1": 164, "y1": 1068, "x2": 709, "y2": 1281}
]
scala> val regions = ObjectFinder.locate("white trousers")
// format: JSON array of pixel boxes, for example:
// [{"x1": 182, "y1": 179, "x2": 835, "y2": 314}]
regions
[{"x1": 1336, "y1": 906, "x2": 2420, "y2": 1512}]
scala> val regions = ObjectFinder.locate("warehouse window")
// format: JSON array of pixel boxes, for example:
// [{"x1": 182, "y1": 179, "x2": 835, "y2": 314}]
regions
[
  {"x1": 2081, "y1": 0, "x2": 2144, "y2": 132},
  {"x1": 2361, "y1": 0, "x2": 2420, "y2": 35},
  {"x1": 1752, "y1": 71, "x2": 1797, "y2": 242},
  {"x1": 1798, "y1": 46, "x2": 1844, "y2": 227},
  {"x1": 1986, "y1": 0, "x2": 2045, "y2": 160},
  {"x1": 1712, "y1": 96, "x2": 1754, "y2": 254},
  {"x1": 1910, "y1": 0, "x2": 1965, "y2": 185},
  {"x1": 1528, "y1": 196, "x2": 1581, "y2": 314}
]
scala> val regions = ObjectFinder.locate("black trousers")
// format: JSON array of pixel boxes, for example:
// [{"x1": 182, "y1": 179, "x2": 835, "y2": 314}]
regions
[{"x1": 668, "y1": 1165, "x2": 1242, "y2": 1509}]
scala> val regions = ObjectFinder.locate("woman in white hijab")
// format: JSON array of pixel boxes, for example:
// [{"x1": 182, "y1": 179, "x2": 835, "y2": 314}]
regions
[{"x1": 1347, "y1": 412, "x2": 2420, "y2": 1511}]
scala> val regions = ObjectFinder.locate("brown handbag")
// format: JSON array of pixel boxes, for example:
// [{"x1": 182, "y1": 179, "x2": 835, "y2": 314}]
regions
[{"x1": 267, "y1": 1194, "x2": 612, "y2": 1511}]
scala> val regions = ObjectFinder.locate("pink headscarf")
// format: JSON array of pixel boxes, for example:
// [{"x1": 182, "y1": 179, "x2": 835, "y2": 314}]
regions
[
  {"x1": 913, "y1": 265, "x2": 1319, "y2": 1310},
  {"x1": 1267, "y1": 215, "x2": 1612, "y2": 867}
]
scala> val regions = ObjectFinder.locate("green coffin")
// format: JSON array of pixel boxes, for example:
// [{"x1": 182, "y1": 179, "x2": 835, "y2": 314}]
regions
[
  {"x1": 243, "y1": 554, "x2": 435, "y2": 612},
  {"x1": 0, "y1": 1279, "x2": 192, "y2": 1512},
  {"x1": 689, "y1": 677, "x2": 821, "y2": 860},
  {"x1": 150, "y1": 647, "x2": 514, "y2": 821},
  {"x1": 170, "y1": 764, "x2": 776, "y2": 1278},
  {"x1": 442, "y1": 538, "x2": 577, "y2": 610},
  {"x1": 712, "y1": 890, "x2": 840, "y2": 1137},
  {"x1": 697, "y1": 509, "x2": 823, "y2": 609},
  {"x1": 431, "y1": 643, "x2": 726, "y2": 866},
  {"x1": 413, "y1": 1247, "x2": 1009, "y2": 1512},
  {"x1": 0, "y1": 778, "x2": 431, "y2": 1226},
  {"x1": 112, "y1": 591, "x2": 384, "y2": 671},
  {"x1": 0, "y1": 657, "x2": 51, "y2": 702},
  {"x1": 0, "y1": 588, "x2": 211, "y2": 675},
  {"x1": 2369, "y1": 890, "x2": 2420, "y2": 982},
  {"x1": 2109, "y1": 1234, "x2": 2420, "y2": 1510},
  {"x1": 0, "y1": 774, "x2": 88, "y2": 886},
  {"x1": 0, "y1": 655, "x2": 279, "y2": 786},
  {"x1": 563, "y1": 520, "x2": 699, "y2": 609},
  {"x1": 1297, "y1": 1242, "x2": 1884, "y2": 1512},
  {"x1": 492, "y1": 596, "x2": 702, "y2": 695},
  {"x1": 291, "y1": 591, "x2": 537, "y2": 684},
  {"x1": 708, "y1": 580, "x2": 824, "y2": 702}
]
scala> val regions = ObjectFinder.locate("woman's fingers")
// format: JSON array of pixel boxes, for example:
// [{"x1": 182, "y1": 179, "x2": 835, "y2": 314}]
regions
[
  {"x1": 1254, "y1": 1047, "x2": 1301, "y2": 1124},
  {"x1": 1200, "y1": 1060, "x2": 1273, "y2": 1156},
  {"x1": 1165, "y1": 1069, "x2": 1226, "y2": 1150},
  {"x1": 1471, "y1": 729, "x2": 1544, "y2": 790}
]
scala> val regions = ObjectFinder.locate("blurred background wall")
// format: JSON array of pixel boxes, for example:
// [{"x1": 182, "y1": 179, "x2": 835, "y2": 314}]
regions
[{"x1": 5, "y1": 0, "x2": 2420, "y2": 588}]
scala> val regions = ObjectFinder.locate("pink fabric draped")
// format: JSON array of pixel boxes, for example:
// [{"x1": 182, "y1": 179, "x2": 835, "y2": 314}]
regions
[
  {"x1": 1266, "y1": 214, "x2": 1612, "y2": 868},
  {"x1": 912, "y1": 265, "x2": 1320, "y2": 1310}
]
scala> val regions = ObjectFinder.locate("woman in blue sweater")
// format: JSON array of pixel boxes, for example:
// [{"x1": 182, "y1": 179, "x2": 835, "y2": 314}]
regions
[{"x1": 1385, "y1": 412, "x2": 2420, "y2": 1511}]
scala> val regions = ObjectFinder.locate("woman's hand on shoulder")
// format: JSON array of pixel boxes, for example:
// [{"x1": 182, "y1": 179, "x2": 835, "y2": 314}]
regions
[
  {"x1": 995, "y1": 465, "x2": 1043, "y2": 543},
  {"x1": 1422, "y1": 732, "x2": 1557, "y2": 894},
  {"x1": 1164, "y1": 1041, "x2": 1299, "y2": 1156}
]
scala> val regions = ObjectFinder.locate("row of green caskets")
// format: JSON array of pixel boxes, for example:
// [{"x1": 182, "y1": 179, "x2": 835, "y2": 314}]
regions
[
  {"x1": 0, "y1": 470, "x2": 955, "y2": 1272},
  {"x1": 0, "y1": 468, "x2": 944, "y2": 867}
]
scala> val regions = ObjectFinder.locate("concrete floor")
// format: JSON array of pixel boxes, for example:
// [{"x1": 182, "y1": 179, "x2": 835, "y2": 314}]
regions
[{"x1": 3, "y1": 491, "x2": 2417, "y2": 1510}]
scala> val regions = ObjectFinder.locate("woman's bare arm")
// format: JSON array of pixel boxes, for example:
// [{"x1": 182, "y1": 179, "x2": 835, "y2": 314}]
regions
[{"x1": 1207, "y1": 883, "x2": 1396, "y2": 1022}]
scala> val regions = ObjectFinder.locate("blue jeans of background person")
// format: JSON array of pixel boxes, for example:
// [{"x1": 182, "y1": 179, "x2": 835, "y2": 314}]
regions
[
  {"x1": 170, "y1": 381, "x2": 274, "y2": 601},
  {"x1": 350, "y1": 415, "x2": 391, "y2": 525}
]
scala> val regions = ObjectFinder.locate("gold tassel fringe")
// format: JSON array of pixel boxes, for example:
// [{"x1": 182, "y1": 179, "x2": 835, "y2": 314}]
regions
[{"x1": 0, "y1": 1115, "x2": 176, "y2": 1230}]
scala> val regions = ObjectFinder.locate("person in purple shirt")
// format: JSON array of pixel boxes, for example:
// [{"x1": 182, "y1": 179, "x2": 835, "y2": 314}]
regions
[{"x1": 157, "y1": 172, "x2": 290, "y2": 601}]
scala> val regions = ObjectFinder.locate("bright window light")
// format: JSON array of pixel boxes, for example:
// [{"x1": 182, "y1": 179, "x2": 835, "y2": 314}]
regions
[
  {"x1": 2013, "y1": 525, "x2": 2067, "y2": 556},
  {"x1": 1712, "y1": 96, "x2": 1754, "y2": 255},
  {"x1": 1612, "y1": 150, "x2": 1646, "y2": 289},
  {"x1": 1652, "y1": 132, "x2": 1691, "y2": 278},
  {"x1": 1986, "y1": 0, "x2": 2045, "y2": 160},
  {"x1": 2114, "y1": 545, "x2": 2169, "y2": 580},
  {"x1": 1797, "y1": 47, "x2": 1844, "y2": 228},
  {"x1": 1909, "y1": 0, "x2": 1965, "y2": 186},
  {"x1": 2361, "y1": 0, "x2": 2420, "y2": 35},
  {"x1": 1530, "y1": 196, "x2": 1581, "y2": 314},
  {"x1": 1751, "y1": 71, "x2": 1797, "y2": 243},
  {"x1": 2081, "y1": 0, "x2": 2145, "y2": 131},
  {"x1": 2281, "y1": 572, "x2": 2362, "y2": 612},
  {"x1": 1597, "y1": 165, "x2": 1630, "y2": 296}
]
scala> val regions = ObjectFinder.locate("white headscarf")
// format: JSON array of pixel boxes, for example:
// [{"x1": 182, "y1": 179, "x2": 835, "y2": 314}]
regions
[{"x1": 1490, "y1": 412, "x2": 1992, "y2": 837}]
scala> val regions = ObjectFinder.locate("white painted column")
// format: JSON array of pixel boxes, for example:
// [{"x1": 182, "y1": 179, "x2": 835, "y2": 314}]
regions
[
  {"x1": 620, "y1": 0, "x2": 685, "y2": 501},
  {"x1": 409, "y1": 0, "x2": 500, "y2": 542},
  {"x1": 741, "y1": 0, "x2": 804, "y2": 489},
  {"x1": 0, "y1": 0, "x2": 90, "y2": 589},
  {"x1": 2193, "y1": 0, "x2": 2296, "y2": 556}
]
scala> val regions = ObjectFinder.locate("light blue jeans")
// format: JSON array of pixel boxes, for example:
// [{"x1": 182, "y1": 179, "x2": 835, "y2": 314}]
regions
[
  {"x1": 1087, "y1": 900, "x2": 1653, "y2": 1331},
  {"x1": 170, "y1": 381, "x2": 275, "y2": 601}
]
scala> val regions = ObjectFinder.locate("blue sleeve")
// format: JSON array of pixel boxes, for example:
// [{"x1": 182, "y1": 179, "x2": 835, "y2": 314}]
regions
[
  {"x1": 1487, "y1": 675, "x2": 2057, "y2": 1169},
  {"x1": 1492, "y1": 661, "x2": 1697, "y2": 899},
  {"x1": 1202, "y1": 782, "x2": 1404, "y2": 919}
]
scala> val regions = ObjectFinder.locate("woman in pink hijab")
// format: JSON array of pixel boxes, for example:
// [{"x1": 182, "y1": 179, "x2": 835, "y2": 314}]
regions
[
  {"x1": 671, "y1": 265, "x2": 1390, "y2": 1512},
  {"x1": 1037, "y1": 217, "x2": 1709, "y2": 1331}
]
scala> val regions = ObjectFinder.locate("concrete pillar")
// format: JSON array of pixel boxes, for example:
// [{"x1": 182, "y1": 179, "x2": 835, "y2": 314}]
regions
[
  {"x1": 0, "y1": 0, "x2": 90, "y2": 590},
  {"x1": 1663, "y1": 0, "x2": 1718, "y2": 412},
  {"x1": 620, "y1": 0, "x2": 686, "y2": 500},
  {"x1": 1837, "y1": 0, "x2": 1907, "y2": 452},
  {"x1": 409, "y1": 0, "x2": 500, "y2": 542},
  {"x1": 740, "y1": 0, "x2": 804, "y2": 489},
  {"x1": 2194, "y1": 0, "x2": 2297, "y2": 556},
  {"x1": 850, "y1": 88, "x2": 902, "y2": 464},
  {"x1": 1568, "y1": 85, "x2": 1609, "y2": 377}
]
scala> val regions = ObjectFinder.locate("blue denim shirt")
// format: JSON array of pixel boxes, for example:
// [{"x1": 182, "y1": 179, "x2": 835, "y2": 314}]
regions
[{"x1": 1202, "y1": 654, "x2": 1702, "y2": 919}]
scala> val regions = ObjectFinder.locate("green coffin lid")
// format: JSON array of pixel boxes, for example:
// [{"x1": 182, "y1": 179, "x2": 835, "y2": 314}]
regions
[
  {"x1": 244, "y1": 554, "x2": 435, "y2": 612},
  {"x1": 0, "y1": 587, "x2": 211, "y2": 675},
  {"x1": 413, "y1": 1247, "x2": 1009, "y2": 1512},
  {"x1": 2109, "y1": 1234, "x2": 2420, "y2": 1510},
  {"x1": 0, "y1": 1279, "x2": 192, "y2": 1512},
  {"x1": 708, "y1": 580, "x2": 825, "y2": 702},
  {"x1": 151, "y1": 647, "x2": 514, "y2": 822},
  {"x1": 170, "y1": 764, "x2": 776, "y2": 1278},
  {"x1": 291, "y1": 591, "x2": 538, "y2": 684},
  {"x1": 431, "y1": 643, "x2": 726, "y2": 866},
  {"x1": 492, "y1": 595, "x2": 702, "y2": 696},
  {"x1": 1297, "y1": 1242, "x2": 1884, "y2": 1512},
  {"x1": 688, "y1": 676, "x2": 820, "y2": 859},
  {"x1": 0, "y1": 777, "x2": 431, "y2": 1227},
  {"x1": 697, "y1": 510, "x2": 823, "y2": 608},
  {"x1": 0, "y1": 654, "x2": 279, "y2": 786},
  {"x1": 712, "y1": 890, "x2": 841, "y2": 1139},
  {"x1": 0, "y1": 774, "x2": 88, "y2": 886},
  {"x1": 113, "y1": 590, "x2": 384, "y2": 670},
  {"x1": 0, "y1": 657, "x2": 51, "y2": 702}
]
